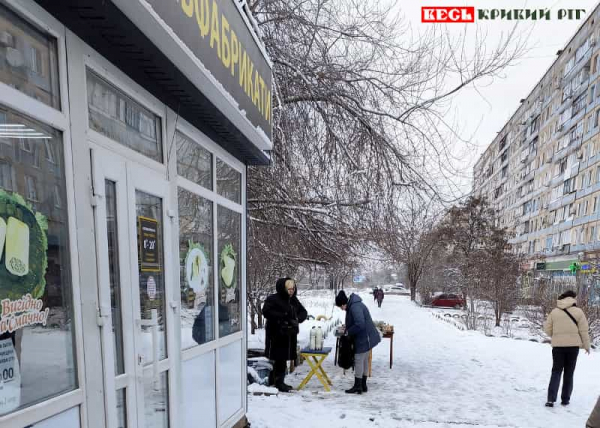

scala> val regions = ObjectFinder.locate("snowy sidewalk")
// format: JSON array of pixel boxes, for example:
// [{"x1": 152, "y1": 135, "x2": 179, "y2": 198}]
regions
[{"x1": 247, "y1": 293, "x2": 600, "y2": 428}]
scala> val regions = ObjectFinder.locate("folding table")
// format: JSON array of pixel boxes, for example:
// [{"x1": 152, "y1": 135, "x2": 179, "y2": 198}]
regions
[{"x1": 297, "y1": 347, "x2": 333, "y2": 392}]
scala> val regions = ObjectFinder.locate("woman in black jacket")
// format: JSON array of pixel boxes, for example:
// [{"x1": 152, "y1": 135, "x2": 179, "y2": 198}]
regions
[{"x1": 262, "y1": 277, "x2": 308, "y2": 392}]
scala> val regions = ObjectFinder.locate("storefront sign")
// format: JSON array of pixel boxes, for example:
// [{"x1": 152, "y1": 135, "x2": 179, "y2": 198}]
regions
[
  {"x1": 145, "y1": 0, "x2": 273, "y2": 140},
  {"x1": 185, "y1": 241, "x2": 209, "y2": 308},
  {"x1": 138, "y1": 216, "x2": 160, "y2": 272},
  {"x1": 0, "y1": 338, "x2": 20, "y2": 414}
]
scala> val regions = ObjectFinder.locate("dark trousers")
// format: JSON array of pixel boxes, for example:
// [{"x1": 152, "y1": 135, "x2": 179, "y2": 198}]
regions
[
  {"x1": 377, "y1": 300, "x2": 382, "y2": 307},
  {"x1": 547, "y1": 346, "x2": 579, "y2": 403},
  {"x1": 272, "y1": 359, "x2": 287, "y2": 385}
]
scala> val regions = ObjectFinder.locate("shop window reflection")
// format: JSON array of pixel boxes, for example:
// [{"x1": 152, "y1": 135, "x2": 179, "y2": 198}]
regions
[
  {"x1": 0, "y1": 105, "x2": 76, "y2": 417},
  {"x1": 216, "y1": 159, "x2": 241, "y2": 204},
  {"x1": 217, "y1": 205, "x2": 241, "y2": 337},
  {"x1": 178, "y1": 188, "x2": 214, "y2": 348},
  {"x1": 0, "y1": 4, "x2": 61, "y2": 109}
]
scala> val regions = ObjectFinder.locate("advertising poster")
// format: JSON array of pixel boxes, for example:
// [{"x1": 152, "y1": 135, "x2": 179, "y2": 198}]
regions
[
  {"x1": 0, "y1": 190, "x2": 49, "y2": 412},
  {"x1": 220, "y1": 244, "x2": 237, "y2": 303},
  {"x1": 184, "y1": 240, "x2": 210, "y2": 309}
]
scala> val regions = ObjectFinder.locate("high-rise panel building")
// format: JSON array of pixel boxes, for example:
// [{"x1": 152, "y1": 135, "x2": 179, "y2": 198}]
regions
[{"x1": 473, "y1": 5, "x2": 600, "y2": 294}]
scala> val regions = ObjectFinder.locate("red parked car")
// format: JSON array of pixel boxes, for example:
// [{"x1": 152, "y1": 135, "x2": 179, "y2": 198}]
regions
[{"x1": 431, "y1": 293, "x2": 465, "y2": 309}]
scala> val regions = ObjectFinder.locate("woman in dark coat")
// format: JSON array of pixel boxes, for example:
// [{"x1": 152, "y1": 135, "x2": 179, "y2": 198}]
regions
[
  {"x1": 336, "y1": 290, "x2": 381, "y2": 394},
  {"x1": 262, "y1": 277, "x2": 307, "y2": 392}
]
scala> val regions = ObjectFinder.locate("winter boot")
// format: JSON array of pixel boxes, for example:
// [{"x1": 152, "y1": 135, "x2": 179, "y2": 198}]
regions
[
  {"x1": 362, "y1": 376, "x2": 368, "y2": 392},
  {"x1": 345, "y1": 377, "x2": 363, "y2": 394},
  {"x1": 275, "y1": 375, "x2": 293, "y2": 393}
]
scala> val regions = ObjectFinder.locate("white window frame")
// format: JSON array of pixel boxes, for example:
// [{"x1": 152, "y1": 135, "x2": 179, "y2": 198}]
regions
[
  {"x1": 0, "y1": 1, "x2": 86, "y2": 428},
  {"x1": 83, "y1": 57, "x2": 168, "y2": 175},
  {"x1": 172, "y1": 114, "x2": 247, "y2": 427},
  {"x1": 67, "y1": 23, "x2": 248, "y2": 428},
  {"x1": 67, "y1": 29, "x2": 185, "y2": 428}
]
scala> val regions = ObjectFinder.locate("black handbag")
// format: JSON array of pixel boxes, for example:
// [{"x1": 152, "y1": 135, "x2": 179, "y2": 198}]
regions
[{"x1": 337, "y1": 335, "x2": 355, "y2": 370}]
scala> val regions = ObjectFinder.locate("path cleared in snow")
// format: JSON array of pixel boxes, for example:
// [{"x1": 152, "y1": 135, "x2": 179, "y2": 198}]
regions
[{"x1": 247, "y1": 293, "x2": 600, "y2": 428}]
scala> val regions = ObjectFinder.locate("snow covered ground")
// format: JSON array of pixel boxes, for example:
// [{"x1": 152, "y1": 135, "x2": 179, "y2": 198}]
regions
[{"x1": 247, "y1": 292, "x2": 600, "y2": 428}]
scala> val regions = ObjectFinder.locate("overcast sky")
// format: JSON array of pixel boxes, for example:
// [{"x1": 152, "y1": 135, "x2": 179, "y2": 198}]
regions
[{"x1": 393, "y1": 0, "x2": 600, "y2": 195}]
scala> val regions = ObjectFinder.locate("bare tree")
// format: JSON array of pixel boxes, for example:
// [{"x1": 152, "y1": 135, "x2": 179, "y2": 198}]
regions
[
  {"x1": 475, "y1": 228, "x2": 523, "y2": 327},
  {"x1": 377, "y1": 194, "x2": 440, "y2": 301},
  {"x1": 438, "y1": 197, "x2": 496, "y2": 329},
  {"x1": 247, "y1": 0, "x2": 527, "y2": 268},
  {"x1": 247, "y1": 221, "x2": 299, "y2": 333}
]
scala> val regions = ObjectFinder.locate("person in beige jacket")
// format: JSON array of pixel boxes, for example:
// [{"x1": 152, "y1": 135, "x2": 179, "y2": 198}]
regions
[{"x1": 543, "y1": 290, "x2": 590, "y2": 407}]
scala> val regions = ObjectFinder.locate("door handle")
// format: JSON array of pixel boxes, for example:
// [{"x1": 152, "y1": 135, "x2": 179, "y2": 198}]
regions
[{"x1": 137, "y1": 309, "x2": 159, "y2": 381}]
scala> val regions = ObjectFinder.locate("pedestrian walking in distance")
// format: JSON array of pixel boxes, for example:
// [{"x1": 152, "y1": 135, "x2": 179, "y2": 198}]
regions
[
  {"x1": 335, "y1": 290, "x2": 381, "y2": 394},
  {"x1": 263, "y1": 278, "x2": 307, "y2": 392},
  {"x1": 543, "y1": 290, "x2": 591, "y2": 407},
  {"x1": 373, "y1": 287, "x2": 378, "y2": 302},
  {"x1": 376, "y1": 288, "x2": 384, "y2": 308}
]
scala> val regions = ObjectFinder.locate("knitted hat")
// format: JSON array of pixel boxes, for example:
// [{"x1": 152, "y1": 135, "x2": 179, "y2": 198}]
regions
[
  {"x1": 335, "y1": 290, "x2": 348, "y2": 307},
  {"x1": 558, "y1": 290, "x2": 576, "y2": 300}
]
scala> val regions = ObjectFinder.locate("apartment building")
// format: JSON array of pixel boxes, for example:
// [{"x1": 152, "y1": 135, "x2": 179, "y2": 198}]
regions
[{"x1": 473, "y1": 5, "x2": 600, "y2": 295}]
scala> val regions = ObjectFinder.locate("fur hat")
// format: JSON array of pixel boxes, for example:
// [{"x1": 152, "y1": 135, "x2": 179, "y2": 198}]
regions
[{"x1": 335, "y1": 290, "x2": 348, "y2": 307}]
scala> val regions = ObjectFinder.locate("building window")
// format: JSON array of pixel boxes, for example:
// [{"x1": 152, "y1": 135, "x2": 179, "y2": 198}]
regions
[
  {"x1": 0, "y1": 159, "x2": 13, "y2": 190},
  {"x1": 44, "y1": 140, "x2": 56, "y2": 164},
  {"x1": 176, "y1": 132, "x2": 212, "y2": 190},
  {"x1": 216, "y1": 159, "x2": 241, "y2": 204},
  {"x1": 28, "y1": 45, "x2": 42, "y2": 75},
  {"x1": 217, "y1": 205, "x2": 241, "y2": 337},
  {"x1": 24, "y1": 175, "x2": 37, "y2": 201},
  {"x1": 86, "y1": 70, "x2": 163, "y2": 162},
  {"x1": 0, "y1": 105, "x2": 76, "y2": 417},
  {"x1": 53, "y1": 184, "x2": 61, "y2": 208},
  {"x1": 563, "y1": 177, "x2": 576, "y2": 194},
  {"x1": 178, "y1": 189, "x2": 214, "y2": 348},
  {"x1": 0, "y1": 4, "x2": 60, "y2": 109},
  {"x1": 560, "y1": 159, "x2": 567, "y2": 174}
]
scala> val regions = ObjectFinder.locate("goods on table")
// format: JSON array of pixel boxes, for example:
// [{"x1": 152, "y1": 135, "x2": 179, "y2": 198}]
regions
[{"x1": 374, "y1": 321, "x2": 394, "y2": 335}]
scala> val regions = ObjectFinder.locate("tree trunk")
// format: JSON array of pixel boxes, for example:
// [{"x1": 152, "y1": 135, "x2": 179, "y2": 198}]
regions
[
  {"x1": 250, "y1": 300, "x2": 257, "y2": 335},
  {"x1": 257, "y1": 298, "x2": 264, "y2": 329},
  {"x1": 495, "y1": 304, "x2": 501, "y2": 327},
  {"x1": 410, "y1": 283, "x2": 416, "y2": 301}
]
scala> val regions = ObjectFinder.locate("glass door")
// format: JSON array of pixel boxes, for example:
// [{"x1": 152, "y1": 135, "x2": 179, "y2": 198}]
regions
[{"x1": 92, "y1": 147, "x2": 172, "y2": 428}]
